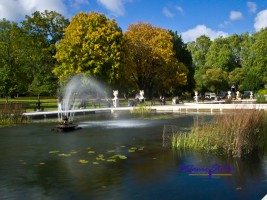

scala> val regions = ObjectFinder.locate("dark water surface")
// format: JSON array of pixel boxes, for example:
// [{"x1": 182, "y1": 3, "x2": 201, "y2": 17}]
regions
[{"x1": 0, "y1": 112, "x2": 266, "y2": 200}]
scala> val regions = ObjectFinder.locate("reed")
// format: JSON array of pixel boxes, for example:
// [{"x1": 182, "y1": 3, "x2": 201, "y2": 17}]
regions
[
  {"x1": 171, "y1": 109, "x2": 266, "y2": 158},
  {"x1": 131, "y1": 104, "x2": 152, "y2": 114},
  {"x1": 0, "y1": 103, "x2": 29, "y2": 126}
]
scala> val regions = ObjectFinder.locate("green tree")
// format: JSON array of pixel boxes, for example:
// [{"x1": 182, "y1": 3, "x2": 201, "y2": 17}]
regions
[
  {"x1": 21, "y1": 10, "x2": 69, "y2": 96},
  {"x1": 0, "y1": 19, "x2": 31, "y2": 101},
  {"x1": 187, "y1": 35, "x2": 211, "y2": 93},
  {"x1": 170, "y1": 31, "x2": 194, "y2": 95},
  {"x1": 187, "y1": 35, "x2": 211, "y2": 73},
  {"x1": 205, "y1": 37, "x2": 233, "y2": 71},
  {"x1": 203, "y1": 68, "x2": 229, "y2": 93},
  {"x1": 53, "y1": 12, "x2": 124, "y2": 85},
  {"x1": 248, "y1": 28, "x2": 267, "y2": 88},
  {"x1": 123, "y1": 22, "x2": 188, "y2": 98}
]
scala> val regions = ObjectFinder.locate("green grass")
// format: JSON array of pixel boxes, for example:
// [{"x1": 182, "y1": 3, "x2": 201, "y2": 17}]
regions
[{"x1": 171, "y1": 109, "x2": 266, "y2": 158}]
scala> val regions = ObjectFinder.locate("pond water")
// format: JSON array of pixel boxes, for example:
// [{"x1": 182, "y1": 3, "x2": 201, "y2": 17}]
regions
[{"x1": 0, "y1": 112, "x2": 266, "y2": 200}]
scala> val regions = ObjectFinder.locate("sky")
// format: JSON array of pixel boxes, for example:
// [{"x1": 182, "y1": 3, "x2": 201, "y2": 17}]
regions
[{"x1": 0, "y1": 0, "x2": 267, "y2": 42}]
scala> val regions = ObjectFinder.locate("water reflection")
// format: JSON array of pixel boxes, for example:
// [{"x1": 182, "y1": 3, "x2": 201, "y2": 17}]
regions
[{"x1": 0, "y1": 112, "x2": 266, "y2": 200}]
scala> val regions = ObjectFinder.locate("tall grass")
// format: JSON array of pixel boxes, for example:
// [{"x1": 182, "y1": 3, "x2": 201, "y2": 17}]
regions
[
  {"x1": 131, "y1": 104, "x2": 152, "y2": 114},
  {"x1": 171, "y1": 109, "x2": 266, "y2": 158},
  {"x1": 0, "y1": 103, "x2": 29, "y2": 126}
]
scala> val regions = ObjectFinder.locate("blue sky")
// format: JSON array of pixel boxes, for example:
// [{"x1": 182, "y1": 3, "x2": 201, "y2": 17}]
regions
[{"x1": 0, "y1": 0, "x2": 267, "y2": 42}]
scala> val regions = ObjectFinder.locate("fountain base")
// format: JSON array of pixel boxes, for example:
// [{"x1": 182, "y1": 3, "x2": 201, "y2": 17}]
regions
[{"x1": 52, "y1": 116, "x2": 81, "y2": 132}]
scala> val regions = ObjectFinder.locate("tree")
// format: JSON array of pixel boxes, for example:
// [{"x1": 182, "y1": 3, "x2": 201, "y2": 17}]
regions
[
  {"x1": 170, "y1": 31, "x2": 194, "y2": 95},
  {"x1": 21, "y1": 10, "x2": 69, "y2": 96},
  {"x1": 187, "y1": 35, "x2": 211, "y2": 93},
  {"x1": 203, "y1": 68, "x2": 229, "y2": 93},
  {"x1": 187, "y1": 35, "x2": 211, "y2": 73},
  {"x1": 205, "y1": 37, "x2": 233, "y2": 71},
  {"x1": 53, "y1": 12, "x2": 124, "y2": 85},
  {"x1": 123, "y1": 22, "x2": 188, "y2": 98},
  {"x1": 249, "y1": 28, "x2": 267, "y2": 88},
  {"x1": 0, "y1": 19, "x2": 32, "y2": 101}
]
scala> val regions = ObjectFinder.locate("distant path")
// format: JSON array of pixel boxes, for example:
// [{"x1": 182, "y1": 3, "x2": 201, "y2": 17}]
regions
[{"x1": 23, "y1": 103, "x2": 267, "y2": 120}]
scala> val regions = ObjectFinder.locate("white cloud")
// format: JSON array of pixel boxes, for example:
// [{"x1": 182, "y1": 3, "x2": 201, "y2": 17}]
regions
[
  {"x1": 175, "y1": 6, "x2": 184, "y2": 15},
  {"x1": 219, "y1": 20, "x2": 230, "y2": 28},
  {"x1": 229, "y1": 11, "x2": 243, "y2": 20},
  {"x1": 0, "y1": 0, "x2": 67, "y2": 21},
  {"x1": 254, "y1": 10, "x2": 267, "y2": 31},
  {"x1": 97, "y1": 0, "x2": 128, "y2": 16},
  {"x1": 247, "y1": 2, "x2": 257, "y2": 14},
  {"x1": 163, "y1": 7, "x2": 174, "y2": 18},
  {"x1": 181, "y1": 25, "x2": 228, "y2": 43}
]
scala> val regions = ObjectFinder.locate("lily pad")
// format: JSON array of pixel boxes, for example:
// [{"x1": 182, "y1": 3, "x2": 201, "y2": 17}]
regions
[
  {"x1": 116, "y1": 154, "x2": 127, "y2": 160},
  {"x1": 88, "y1": 151, "x2": 95, "y2": 154},
  {"x1": 107, "y1": 159, "x2": 116, "y2": 162},
  {"x1": 58, "y1": 153, "x2": 71, "y2": 157},
  {"x1": 96, "y1": 154, "x2": 105, "y2": 161},
  {"x1": 49, "y1": 150, "x2": 60, "y2": 154},
  {"x1": 79, "y1": 159, "x2": 88, "y2": 164}
]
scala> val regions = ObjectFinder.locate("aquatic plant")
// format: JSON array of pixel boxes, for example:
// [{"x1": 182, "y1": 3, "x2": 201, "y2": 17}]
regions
[
  {"x1": 58, "y1": 153, "x2": 71, "y2": 157},
  {"x1": 79, "y1": 160, "x2": 89, "y2": 164},
  {"x1": 49, "y1": 150, "x2": 60, "y2": 154},
  {"x1": 170, "y1": 109, "x2": 266, "y2": 158},
  {"x1": 0, "y1": 103, "x2": 29, "y2": 126},
  {"x1": 132, "y1": 104, "x2": 152, "y2": 113}
]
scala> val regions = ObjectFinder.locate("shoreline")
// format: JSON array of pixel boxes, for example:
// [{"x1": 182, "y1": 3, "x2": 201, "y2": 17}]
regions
[{"x1": 23, "y1": 103, "x2": 267, "y2": 120}]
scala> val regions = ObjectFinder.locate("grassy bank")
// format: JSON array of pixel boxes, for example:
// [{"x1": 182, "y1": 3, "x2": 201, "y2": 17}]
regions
[
  {"x1": 0, "y1": 103, "x2": 30, "y2": 127},
  {"x1": 171, "y1": 109, "x2": 266, "y2": 158}
]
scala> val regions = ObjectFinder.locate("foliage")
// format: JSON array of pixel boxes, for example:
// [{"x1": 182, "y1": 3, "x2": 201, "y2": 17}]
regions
[
  {"x1": 170, "y1": 31, "x2": 194, "y2": 94},
  {"x1": 187, "y1": 35, "x2": 211, "y2": 72},
  {"x1": 0, "y1": 103, "x2": 29, "y2": 126},
  {"x1": 256, "y1": 95, "x2": 266, "y2": 103},
  {"x1": 21, "y1": 10, "x2": 69, "y2": 96},
  {"x1": 131, "y1": 104, "x2": 152, "y2": 113},
  {"x1": 249, "y1": 28, "x2": 267, "y2": 84},
  {"x1": 53, "y1": 12, "x2": 124, "y2": 85},
  {"x1": 123, "y1": 22, "x2": 188, "y2": 98},
  {"x1": 171, "y1": 109, "x2": 265, "y2": 158},
  {"x1": 257, "y1": 89, "x2": 267, "y2": 95},
  {"x1": 0, "y1": 19, "x2": 33, "y2": 101},
  {"x1": 187, "y1": 35, "x2": 212, "y2": 92},
  {"x1": 203, "y1": 68, "x2": 229, "y2": 93}
]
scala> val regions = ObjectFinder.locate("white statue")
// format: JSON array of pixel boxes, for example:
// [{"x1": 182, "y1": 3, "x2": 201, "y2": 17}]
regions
[
  {"x1": 113, "y1": 90, "x2": 119, "y2": 107},
  {"x1": 139, "y1": 90, "x2": 145, "y2": 102},
  {"x1": 250, "y1": 91, "x2": 253, "y2": 99},
  {"x1": 227, "y1": 91, "x2": 232, "y2": 99},
  {"x1": 194, "y1": 91, "x2": 199, "y2": 103}
]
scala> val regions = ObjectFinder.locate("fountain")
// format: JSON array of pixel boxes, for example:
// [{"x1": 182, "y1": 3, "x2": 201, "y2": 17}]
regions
[{"x1": 54, "y1": 74, "x2": 106, "y2": 132}]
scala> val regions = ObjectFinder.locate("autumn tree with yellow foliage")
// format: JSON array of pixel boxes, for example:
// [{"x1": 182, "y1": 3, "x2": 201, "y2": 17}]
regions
[
  {"x1": 123, "y1": 22, "x2": 188, "y2": 97},
  {"x1": 53, "y1": 12, "x2": 124, "y2": 84}
]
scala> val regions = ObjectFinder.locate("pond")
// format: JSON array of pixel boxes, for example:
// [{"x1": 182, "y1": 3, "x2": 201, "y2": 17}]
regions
[{"x1": 0, "y1": 112, "x2": 266, "y2": 200}]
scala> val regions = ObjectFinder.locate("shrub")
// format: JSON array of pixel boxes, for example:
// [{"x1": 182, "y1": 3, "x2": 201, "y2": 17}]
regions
[{"x1": 256, "y1": 95, "x2": 266, "y2": 103}]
